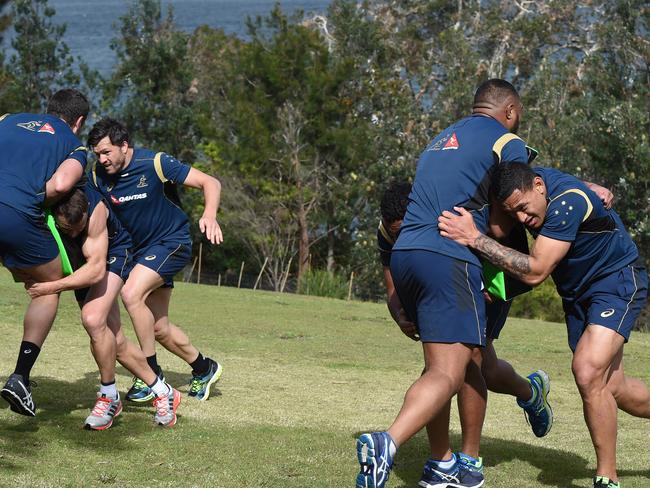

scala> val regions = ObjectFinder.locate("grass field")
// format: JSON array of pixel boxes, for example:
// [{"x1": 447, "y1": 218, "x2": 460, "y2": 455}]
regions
[{"x1": 0, "y1": 268, "x2": 649, "y2": 487}]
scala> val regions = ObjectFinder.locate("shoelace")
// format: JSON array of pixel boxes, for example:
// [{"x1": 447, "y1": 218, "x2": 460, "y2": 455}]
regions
[
  {"x1": 91, "y1": 397, "x2": 112, "y2": 416},
  {"x1": 153, "y1": 394, "x2": 169, "y2": 416},
  {"x1": 189, "y1": 376, "x2": 204, "y2": 394}
]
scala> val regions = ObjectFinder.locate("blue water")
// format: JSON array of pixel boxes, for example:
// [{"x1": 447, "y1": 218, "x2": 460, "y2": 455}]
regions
[{"x1": 17, "y1": 0, "x2": 332, "y2": 75}]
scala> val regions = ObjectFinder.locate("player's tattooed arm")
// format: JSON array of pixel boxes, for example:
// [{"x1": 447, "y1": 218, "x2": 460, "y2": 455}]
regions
[
  {"x1": 472, "y1": 234, "x2": 531, "y2": 280},
  {"x1": 438, "y1": 206, "x2": 571, "y2": 287}
]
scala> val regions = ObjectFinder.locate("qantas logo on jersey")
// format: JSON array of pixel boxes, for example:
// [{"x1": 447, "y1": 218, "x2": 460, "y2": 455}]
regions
[
  {"x1": 16, "y1": 120, "x2": 56, "y2": 134},
  {"x1": 38, "y1": 123, "x2": 55, "y2": 134},
  {"x1": 442, "y1": 133, "x2": 459, "y2": 150},
  {"x1": 427, "y1": 132, "x2": 460, "y2": 151},
  {"x1": 109, "y1": 193, "x2": 148, "y2": 205}
]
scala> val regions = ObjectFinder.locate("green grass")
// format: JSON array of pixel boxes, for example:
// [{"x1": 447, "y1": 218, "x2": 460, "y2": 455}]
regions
[{"x1": 0, "y1": 268, "x2": 649, "y2": 487}]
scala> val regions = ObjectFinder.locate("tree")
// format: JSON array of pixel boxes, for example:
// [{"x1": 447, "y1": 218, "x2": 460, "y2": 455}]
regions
[
  {"x1": 0, "y1": 0, "x2": 78, "y2": 113},
  {"x1": 103, "y1": 0, "x2": 196, "y2": 160}
]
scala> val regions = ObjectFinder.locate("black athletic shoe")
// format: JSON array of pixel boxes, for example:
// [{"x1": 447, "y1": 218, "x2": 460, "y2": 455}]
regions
[{"x1": 1, "y1": 373, "x2": 36, "y2": 417}]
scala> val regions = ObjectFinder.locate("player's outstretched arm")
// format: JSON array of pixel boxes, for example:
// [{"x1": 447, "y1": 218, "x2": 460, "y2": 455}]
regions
[
  {"x1": 438, "y1": 206, "x2": 570, "y2": 286},
  {"x1": 26, "y1": 204, "x2": 109, "y2": 297},
  {"x1": 44, "y1": 158, "x2": 84, "y2": 205},
  {"x1": 183, "y1": 168, "x2": 223, "y2": 245}
]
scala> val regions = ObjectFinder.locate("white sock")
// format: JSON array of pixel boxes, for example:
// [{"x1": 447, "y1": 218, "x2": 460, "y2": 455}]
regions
[
  {"x1": 431, "y1": 453, "x2": 456, "y2": 470},
  {"x1": 99, "y1": 381, "x2": 118, "y2": 400},
  {"x1": 150, "y1": 378, "x2": 171, "y2": 397}
]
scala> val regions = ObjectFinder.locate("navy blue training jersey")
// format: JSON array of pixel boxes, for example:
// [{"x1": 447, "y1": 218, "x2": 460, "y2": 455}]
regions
[
  {"x1": 394, "y1": 115, "x2": 529, "y2": 266},
  {"x1": 92, "y1": 148, "x2": 191, "y2": 250},
  {"x1": 533, "y1": 167, "x2": 638, "y2": 299},
  {"x1": 85, "y1": 181, "x2": 131, "y2": 253},
  {"x1": 0, "y1": 113, "x2": 87, "y2": 219}
]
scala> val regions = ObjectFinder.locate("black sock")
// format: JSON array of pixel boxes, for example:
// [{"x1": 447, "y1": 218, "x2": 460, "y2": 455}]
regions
[
  {"x1": 190, "y1": 352, "x2": 211, "y2": 375},
  {"x1": 14, "y1": 341, "x2": 41, "y2": 381},
  {"x1": 146, "y1": 354, "x2": 162, "y2": 377}
]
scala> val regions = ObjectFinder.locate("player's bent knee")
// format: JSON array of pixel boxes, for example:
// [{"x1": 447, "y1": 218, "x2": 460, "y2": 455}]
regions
[
  {"x1": 120, "y1": 285, "x2": 144, "y2": 310},
  {"x1": 572, "y1": 360, "x2": 605, "y2": 393},
  {"x1": 81, "y1": 309, "x2": 109, "y2": 337}
]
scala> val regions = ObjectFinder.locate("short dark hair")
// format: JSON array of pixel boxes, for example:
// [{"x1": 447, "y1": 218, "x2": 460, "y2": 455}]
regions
[
  {"x1": 46, "y1": 89, "x2": 89, "y2": 127},
  {"x1": 380, "y1": 181, "x2": 411, "y2": 224},
  {"x1": 87, "y1": 117, "x2": 130, "y2": 148},
  {"x1": 473, "y1": 79, "x2": 519, "y2": 107},
  {"x1": 493, "y1": 162, "x2": 537, "y2": 202},
  {"x1": 53, "y1": 187, "x2": 89, "y2": 227}
]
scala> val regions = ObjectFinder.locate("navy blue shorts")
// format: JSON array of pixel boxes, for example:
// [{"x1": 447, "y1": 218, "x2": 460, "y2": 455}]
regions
[
  {"x1": 134, "y1": 241, "x2": 191, "y2": 287},
  {"x1": 391, "y1": 250, "x2": 486, "y2": 346},
  {"x1": 0, "y1": 203, "x2": 58, "y2": 269},
  {"x1": 486, "y1": 300, "x2": 512, "y2": 340},
  {"x1": 563, "y1": 262, "x2": 648, "y2": 351},
  {"x1": 75, "y1": 246, "x2": 133, "y2": 303}
]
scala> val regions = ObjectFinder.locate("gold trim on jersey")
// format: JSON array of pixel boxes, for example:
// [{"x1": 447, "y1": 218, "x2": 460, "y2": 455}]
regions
[
  {"x1": 548, "y1": 189, "x2": 593, "y2": 222},
  {"x1": 154, "y1": 152, "x2": 168, "y2": 183},
  {"x1": 492, "y1": 133, "x2": 523, "y2": 162},
  {"x1": 0, "y1": 113, "x2": 9, "y2": 122},
  {"x1": 378, "y1": 220, "x2": 395, "y2": 245}
]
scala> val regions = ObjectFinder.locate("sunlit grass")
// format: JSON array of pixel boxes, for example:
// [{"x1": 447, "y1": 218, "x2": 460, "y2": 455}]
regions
[{"x1": 0, "y1": 268, "x2": 649, "y2": 487}]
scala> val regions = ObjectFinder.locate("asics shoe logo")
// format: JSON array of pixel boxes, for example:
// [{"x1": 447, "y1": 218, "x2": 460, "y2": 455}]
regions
[
  {"x1": 600, "y1": 309, "x2": 615, "y2": 318},
  {"x1": 23, "y1": 349, "x2": 31, "y2": 354}
]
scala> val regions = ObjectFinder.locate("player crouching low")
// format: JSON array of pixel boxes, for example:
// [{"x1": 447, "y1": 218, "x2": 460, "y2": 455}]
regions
[{"x1": 26, "y1": 184, "x2": 181, "y2": 429}]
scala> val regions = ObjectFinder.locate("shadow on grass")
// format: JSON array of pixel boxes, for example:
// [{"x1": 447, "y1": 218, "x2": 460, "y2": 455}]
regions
[
  {"x1": 355, "y1": 432, "x2": 650, "y2": 487},
  {"x1": 0, "y1": 369, "x2": 195, "y2": 474}
]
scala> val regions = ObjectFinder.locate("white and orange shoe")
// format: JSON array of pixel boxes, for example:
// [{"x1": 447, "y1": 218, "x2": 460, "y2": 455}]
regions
[
  {"x1": 153, "y1": 387, "x2": 181, "y2": 427},
  {"x1": 84, "y1": 394, "x2": 122, "y2": 430}
]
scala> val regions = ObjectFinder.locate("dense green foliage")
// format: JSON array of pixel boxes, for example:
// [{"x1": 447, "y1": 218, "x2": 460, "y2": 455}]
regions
[{"x1": 0, "y1": 0, "x2": 647, "y2": 324}]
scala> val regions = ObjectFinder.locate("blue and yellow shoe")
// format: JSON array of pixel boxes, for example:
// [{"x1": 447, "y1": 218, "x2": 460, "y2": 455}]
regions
[
  {"x1": 188, "y1": 359, "x2": 222, "y2": 401},
  {"x1": 356, "y1": 431, "x2": 394, "y2": 488},
  {"x1": 126, "y1": 377, "x2": 154, "y2": 402},
  {"x1": 419, "y1": 453, "x2": 484, "y2": 488},
  {"x1": 517, "y1": 369, "x2": 553, "y2": 437},
  {"x1": 594, "y1": 476, "x2": 620, "y2": 488},
  {"x1": 126, "y1": 371, "x2": 165, "y2": 403}
]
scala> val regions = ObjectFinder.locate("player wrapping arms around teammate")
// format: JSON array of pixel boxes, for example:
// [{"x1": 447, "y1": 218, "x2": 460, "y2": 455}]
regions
[
  {"x1": 439, "y1": 162, "x2": 649, "y2": 488},
  {"x1": 26, "y1": 182, "x2": 181, "y2": 429},
  {"x1": 0, "y1": 89, "x2": 89, "y2": 416}
]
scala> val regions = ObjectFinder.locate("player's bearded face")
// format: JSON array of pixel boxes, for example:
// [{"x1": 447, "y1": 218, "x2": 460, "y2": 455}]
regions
[
  {"x1": 502, "y1": 180, "x2": 546, "y2": 230},
  {"x1": 94, "y1": 136, "x2": 128, "y2": 174}
]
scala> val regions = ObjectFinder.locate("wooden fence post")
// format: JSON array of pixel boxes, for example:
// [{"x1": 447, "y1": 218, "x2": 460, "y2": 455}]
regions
[
  {"x1": 237, "y1": 261, "x2": 245, "y2": 288},
  {"x1": 197, "y1": 242, "x2": 203, "y2": 284},
  {"x1": 280, "y1": 257, "x2": 292, "y2": 293},
  {"x1": 253, "y1": 257, "x2": 269, "y2": 291},
  {"x1": 347, "y1": 271, "x2": 354, "y2": 301},
  {"x1": 187, "y1": 256, "x2": 198, "y2": 282}
]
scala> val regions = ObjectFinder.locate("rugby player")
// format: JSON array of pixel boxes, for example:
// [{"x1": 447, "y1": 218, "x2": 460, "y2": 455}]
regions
[
  {"x1": 0, "y1": 89, "x2": 89, "y2": 416},
  {"x1": 438, "y1": 163, "x2": 649, "y2": 488},
  {"x1": 355, "y1": 79, "x2": 533, "y2": 488},
  {"x1": 376, "y1": 181, "x2": 552, "y2": 484},
  {"x1": 26, "y1": 183, "x2": 181, "y2": 428},
  {"x1": 87, "y1": 118, "x2": 223, "y2": 403}
]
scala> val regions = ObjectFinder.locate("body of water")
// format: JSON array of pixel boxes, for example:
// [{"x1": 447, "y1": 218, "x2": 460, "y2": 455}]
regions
[{"x1": 16, "y1": 0, "x2": 332, "y2": 75}]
